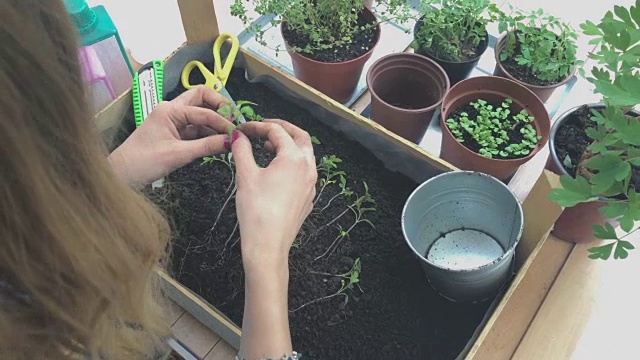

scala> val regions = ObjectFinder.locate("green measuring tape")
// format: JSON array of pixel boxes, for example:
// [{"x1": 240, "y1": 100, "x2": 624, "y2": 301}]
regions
[{"x1": 132, "y1": 60, "x2": 164, "y2": 127}]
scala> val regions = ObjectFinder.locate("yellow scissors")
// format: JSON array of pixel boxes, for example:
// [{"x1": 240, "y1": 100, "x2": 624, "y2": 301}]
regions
[{"x1": 181, "y1": 33, "x2": 240, "y2": 92}]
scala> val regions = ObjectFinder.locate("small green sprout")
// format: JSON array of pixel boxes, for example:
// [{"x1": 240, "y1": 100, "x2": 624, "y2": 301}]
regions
[
  {"x1": 445, "y1": 98, "x2": 540, "y2": 159},
  {"x1": 315, "y1": 182, "x2": 375, "y2": 261},
  {"x1": 290, "y1": 258, "x2": 363, "y2": 313}
]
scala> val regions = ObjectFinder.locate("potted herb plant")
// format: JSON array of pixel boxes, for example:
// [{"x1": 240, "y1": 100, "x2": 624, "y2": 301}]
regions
[
  {"x1": 548, "y1": 3, "x2": 640, "y2": 260},
  {"x1": 493, "y1": 6, "x2": 579, "y2": 102},
  {"x1": 231, "y1": 0, "x2": 410, "y2": 103},
  {"x1": 412, "y1": 0, "x2": 495, "y2": 85},
  {"x1": 439, "y1": 76, "x2": 550, "y2": 180}
]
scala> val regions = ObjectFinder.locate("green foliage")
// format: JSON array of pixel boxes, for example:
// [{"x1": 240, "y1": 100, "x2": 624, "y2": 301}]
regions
[
  {"x1": 548, "y1": 1, "x2": 640, "y2": 260},
  {"x1": 581, "y1": 2, "x2": 640, "y2": 107},
  {"x1": 217, "y1": 100, "x2": 264, "y2": 126},
  {"x1": 231, "y1": 0, "x2": 410, "y2": 55},
  {"x1": 315, "y1": 182, "x2": 376, "y2": 261},
  {"x1": 445, "y1": 98, "x2": 540, "y2": 159},
  {"x1": 311, "y1": 135, "x2": 321, "y2": 145},
  {"x1": 495, "y1": 6, "x2": 578, "y2": 82},
  {"x1": 413, "y1": 0, "x2": 496, "y2": 62},
  {"x1": 337, "y1": 257, "x2": 362, "y2": 294}
]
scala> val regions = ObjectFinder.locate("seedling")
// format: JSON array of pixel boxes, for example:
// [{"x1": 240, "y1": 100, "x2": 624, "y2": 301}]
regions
[
  {"x1": 495, "y1": 6, "x2": 579, "y2": 82},
  {"x1": 315, "y1": 183, "x2": 376, "y2": 261},
  {"x1": 413, "y1": 0, "x2": 497, "y2": 62},
  {"x1": 548, "y1": 2, "x2": 640, "y2": 260},
  {"x1": 314, "y1": 155, "x2": 345, "y2": 206},
  {"x1": 290, "y1": 258, "x2": 363, "y2": 313},
  {"x1": 445, "y1": 98, "x2": 541, "y2": 159},
  {"x1": 217, "y1": 99, "x2": 264, "y2": 139},
  {"x1": 202, "y1": 153, "x2": 235, "y2": 194},
  {"x1": 316, "y1": 175, "x2": 354, "y2": 214}
]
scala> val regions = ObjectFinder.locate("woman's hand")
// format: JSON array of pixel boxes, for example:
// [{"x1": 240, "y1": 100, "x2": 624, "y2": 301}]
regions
[
  {"x1": 231, "y1": 119, "x2": 317, "y2": 360},
  {"x1": 232, "y1": 119, "x2": 317, "y2": 269},
  {"x1": 108, "y1": 86, "x2": 234, "y2": 186}
]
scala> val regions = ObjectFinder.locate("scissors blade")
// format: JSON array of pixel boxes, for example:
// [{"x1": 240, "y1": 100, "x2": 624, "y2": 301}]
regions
[
  {"x1": 219, "y1": 86, "x2": 246, "y2": 124},
  {"x1": 218, "y1": 86, "x2": 245, "y2": 162}
]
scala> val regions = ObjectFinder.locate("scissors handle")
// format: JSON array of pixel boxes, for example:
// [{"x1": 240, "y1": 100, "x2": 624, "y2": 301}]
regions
[
  {"x1": 213, "y1": 33, "x2": 240, "y2": 87},
  {"x1": 181, "y1": 60, "x2": 223, "y2": 92}
]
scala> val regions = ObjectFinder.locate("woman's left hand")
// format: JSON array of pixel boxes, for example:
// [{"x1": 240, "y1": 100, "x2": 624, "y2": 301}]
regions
[{"x1": 108, "y1": 86, "x2": 235, "y2": 186}]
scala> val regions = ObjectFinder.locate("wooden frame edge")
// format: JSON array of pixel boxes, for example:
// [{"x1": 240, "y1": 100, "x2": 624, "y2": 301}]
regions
[
  {"x1": 178, "y1": 0, "x2": 220, "y2": 45},
  {"x1": 156, "y1": 270, "x2": 242, "y2": 349}
]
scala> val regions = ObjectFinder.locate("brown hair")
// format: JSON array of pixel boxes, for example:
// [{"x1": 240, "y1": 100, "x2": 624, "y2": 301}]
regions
[{"x1": 0, "y1": 0, "x2": 171, "y2": 358}]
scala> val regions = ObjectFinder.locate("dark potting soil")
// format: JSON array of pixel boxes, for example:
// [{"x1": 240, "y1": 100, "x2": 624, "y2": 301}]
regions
[
  {"x1": 447, "y1": 103, "x2": 533, "y2": 160},
  {"x1": 554, "y1": 105, "x2": 640, "y2": 191},
  {"x1": 281, "y1": 11, "x2": 376, "y2": 63},
  {"x1": 499, "y1": 49, "x2": 563, "y2": 87},
  {"x1": 156, "y1": 68, "x2": 493, "y2": 359}
]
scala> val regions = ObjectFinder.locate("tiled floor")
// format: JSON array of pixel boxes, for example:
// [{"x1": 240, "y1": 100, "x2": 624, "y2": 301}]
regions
[{"x1": 88, "y1": 0, "x2": 631, "y2": 358}]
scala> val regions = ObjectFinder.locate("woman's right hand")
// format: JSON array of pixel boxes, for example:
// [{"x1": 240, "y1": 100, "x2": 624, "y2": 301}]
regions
[
  {"x1": 231, "y1": 119, "x2": 317, "y2": 269},
  {"x1": 231, "y1": 119, "x2": 317, "y2": 360}
]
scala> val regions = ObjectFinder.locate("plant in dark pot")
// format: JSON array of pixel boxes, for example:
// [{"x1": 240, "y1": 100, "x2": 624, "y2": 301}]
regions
[
  {"x1": 231, "y1": 0, "x2": 410, "y2": 103},
  {"x1": 493, "y1": 6, "x2": 579, "y2": 102},
  {"x1": 412, "y1": 0, "x2": 496, "y2": 85},
  {"x1": 548, "y1": 3, "x2": 640, "y2": 259},
  {"x1": 439, "y1": 76, "x2": 550, "y2": 181}
]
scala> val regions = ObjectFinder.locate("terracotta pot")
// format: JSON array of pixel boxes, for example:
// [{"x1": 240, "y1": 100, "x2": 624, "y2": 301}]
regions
[
  {"x1": 363, "y1": 0, "x2": 374, "y2": 10},
  {"x1": 439, "y1": 76, "x2": 550, "y2": 181},
  {"x1": 546, "y1": 104, "x2": 638, "y2": 243},
  {"x1": 366, "y1": 53, "x2": 450, "y2": 143},
  {"x1": 493, "y1": 33, "x2": 575, "y2": 103},
  {"x1": 414, "y1": 18, "x2": 489, "y2": 85},
  {"x1": 281, "y1": 9, "x2": 380, "y2": 103}
]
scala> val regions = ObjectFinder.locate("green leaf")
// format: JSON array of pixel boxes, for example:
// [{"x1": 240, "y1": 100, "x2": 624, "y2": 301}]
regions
[
  {"x1": 563, "y1": 155, "x2": 574, "y2": 169},
  {"x1": 548, "y1": 175, "x2": 599, "y2": 207},
  {"x1": 601, "y1": 201, "x2": 628, "y2": 219},
  {"x1": 310, "y1": 136, "x2": 321, "y2": 145},
  {"x1": 587, "y1": 154, "x2": 630, "y2": 194},
  {"x1": 614, "y1": 240, "x2": 635, "y2": 259},
  {"x1": 580, "y1": 20, "x2": 602, "y2": 36},
  {"x1": 588, "y1": 242, "x2": 615, "y2": 260},
  {"x1": 592, "y1": 223, "x2": 618, "y2": 240},
  {"x1": 631, "y1": 5, "x2": 640, "y2": 27},
  {"x1": 615, "y1": 5, "x2": 634, "y2": 26}
]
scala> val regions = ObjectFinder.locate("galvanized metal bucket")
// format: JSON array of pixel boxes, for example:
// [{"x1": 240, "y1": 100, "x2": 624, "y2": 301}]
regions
[{"x1": 401, "y1": 171, "x2": 523, "y2": 303}]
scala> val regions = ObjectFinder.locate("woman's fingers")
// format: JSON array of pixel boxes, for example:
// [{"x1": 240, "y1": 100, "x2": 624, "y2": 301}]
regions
[
  {"x1": 175, "y1": 134, "x2": 228, "y2": 164},
  {"x1": 231, "y1": 132, "x2": 259, "y2": 178},
  {"x1": 172, "y1": 85, "x2": 226, "y2": 109},
  {"x1": 165, "y1": 104, "x2": 233, "y2": 133},
  {"x1": 264, "y1": 119, "x2": 313, "y2": 153},
  {"x1": 178, "y1": 125, "x2": 218, "y2": 140},
  {"x1": 239, "y1": 122, "x2": 297, "y2": 155}
]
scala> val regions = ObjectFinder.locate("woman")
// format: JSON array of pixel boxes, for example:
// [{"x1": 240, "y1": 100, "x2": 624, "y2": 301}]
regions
[{"x1": 0, "y1": 1, "x2": 316, "y2": 359}]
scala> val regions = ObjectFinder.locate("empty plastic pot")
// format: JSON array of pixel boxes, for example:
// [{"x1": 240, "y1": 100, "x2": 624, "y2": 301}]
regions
[{"x1": 367, "y1": 53, "x2": 450, "y2": 143}]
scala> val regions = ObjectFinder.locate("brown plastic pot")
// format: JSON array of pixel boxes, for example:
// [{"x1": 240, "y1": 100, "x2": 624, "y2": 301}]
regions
[
  {"x1": 366, "y1": 53, "x2": 450, "y2": 143},
  {"x1": 546, "y1": 104, "x2": 638, "y2": 243},
  {"x1": 493, "y1": 33, "x2": 575, "y2": 103},
  {"x1": 440, "y1": 76, "x2": 550, "y2": 181},
  {"x1": 281, "y1": 9, "x2": 380, "y2": 103}
]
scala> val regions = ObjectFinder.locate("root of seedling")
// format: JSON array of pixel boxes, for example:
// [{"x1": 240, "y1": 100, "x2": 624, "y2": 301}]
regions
[{"x1": 289, "y1": 292, "x2": 348, "y2": 313}]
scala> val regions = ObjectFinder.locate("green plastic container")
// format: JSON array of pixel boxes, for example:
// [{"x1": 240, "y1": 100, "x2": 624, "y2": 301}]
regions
[{"x1": 65, "y1": 0, "x2": 133, "y2": 112}]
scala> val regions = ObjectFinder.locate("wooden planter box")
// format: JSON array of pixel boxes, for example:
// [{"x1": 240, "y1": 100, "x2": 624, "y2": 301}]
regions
[{"x1": 95, "y1": 1, "x2": 574, "y2": 358}]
